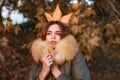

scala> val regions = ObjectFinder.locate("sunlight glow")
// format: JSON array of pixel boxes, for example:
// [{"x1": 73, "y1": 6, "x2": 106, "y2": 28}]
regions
[
  {"x1": 70, "y1": 0, "x2": 78, "y2": 4},
  {"x1": 86, "y1": 0, "x2": 94, "y2": 5},
  {"x1": 70, "y1": 0, "x2": 93, "y2": 5}
]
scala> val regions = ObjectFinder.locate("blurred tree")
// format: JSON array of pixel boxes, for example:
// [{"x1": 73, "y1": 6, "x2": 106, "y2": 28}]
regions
[
  {"x1": 0, "y1": 0, "x2": 120, "y2": 61},
  {"x1": 0, "y1": 0, "x2": 120, "y2": 80}
]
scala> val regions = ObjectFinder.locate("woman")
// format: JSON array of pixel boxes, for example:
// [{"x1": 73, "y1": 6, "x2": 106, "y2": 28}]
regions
[{"x1": 29, "y1": 21, "x2": 90, "y2": 80}]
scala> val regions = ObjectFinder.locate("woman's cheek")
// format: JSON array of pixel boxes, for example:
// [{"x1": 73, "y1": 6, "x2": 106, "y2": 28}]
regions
[{"x1": 46, "y1": 36, "x2": 51, "y2": 42}]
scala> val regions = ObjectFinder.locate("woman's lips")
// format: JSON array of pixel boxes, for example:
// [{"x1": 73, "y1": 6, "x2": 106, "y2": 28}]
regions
[{"x1": 51, "y1": 41, "x2": 57, "y2": 44}]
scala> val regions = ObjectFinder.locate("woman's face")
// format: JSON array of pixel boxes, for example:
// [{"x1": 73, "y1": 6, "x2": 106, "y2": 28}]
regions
[{"x1": 46, "y1": 24, "x2": 62, "y2": 45}]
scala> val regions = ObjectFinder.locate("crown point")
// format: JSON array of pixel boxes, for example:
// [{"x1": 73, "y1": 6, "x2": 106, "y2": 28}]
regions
[
  {"x1": 60, "y1": 13, "x2": 73, "y2": 24},
  {"x1": 53, "y1": 4, "x2": 62, "y2": 21},
  {"x1": 45, "y1": 12, "x2": 53, "y2": 21}
]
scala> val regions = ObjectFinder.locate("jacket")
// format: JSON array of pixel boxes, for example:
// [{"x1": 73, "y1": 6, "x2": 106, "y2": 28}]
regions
[{"x1": 29, "y1": 35, "x2": 90, "y2": 80}]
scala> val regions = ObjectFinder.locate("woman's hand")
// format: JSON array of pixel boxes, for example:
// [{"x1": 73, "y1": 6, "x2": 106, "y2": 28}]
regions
[
  {"x1": 51, "y1": 64, "x2": 62, "y2": 79},
  {"x1": 39, "y1": 53, "x2": 53, "y2": 80}
]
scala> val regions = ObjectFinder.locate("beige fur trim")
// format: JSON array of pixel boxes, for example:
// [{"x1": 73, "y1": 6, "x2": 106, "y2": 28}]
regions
[
  {"x1": 55, "y1": 35, "x2": 78, "y2": 65},
  {"x1": 31, "y1": 39, "x2": 54, "y2": 63},
  {"x1": 31, "y1": 35, "x2": 78, "y2": 65}
]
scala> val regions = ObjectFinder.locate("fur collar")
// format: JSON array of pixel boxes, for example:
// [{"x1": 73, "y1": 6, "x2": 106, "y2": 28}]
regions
[{"x1": 31, "y1": 35, "x2": 78, "y2": 65}]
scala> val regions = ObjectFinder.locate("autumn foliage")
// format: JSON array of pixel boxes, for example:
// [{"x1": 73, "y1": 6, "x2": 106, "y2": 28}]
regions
[{"x1": 0, "y1": 0, "x2": 120, "y2": 80}]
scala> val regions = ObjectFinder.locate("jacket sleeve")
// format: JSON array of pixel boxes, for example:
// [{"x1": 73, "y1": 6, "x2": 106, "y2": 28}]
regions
[
  {"x1": 56, "y1": 52, "x2": 90, "y2": 80},
  {"x1": 28, "y1": 62, "x2": 40, "y2": 80},
  {"x1": 71, "y1": 52, "x2": 90, "y2": 80}
]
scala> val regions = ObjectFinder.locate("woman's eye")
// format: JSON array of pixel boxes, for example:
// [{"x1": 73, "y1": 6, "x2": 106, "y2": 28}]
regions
[
  {"x1": 47, "y1": 32, "x2": 51, "y2": 35},
  {"x1": 56, "y1": 33, "x2": 62, "y2": 35}
]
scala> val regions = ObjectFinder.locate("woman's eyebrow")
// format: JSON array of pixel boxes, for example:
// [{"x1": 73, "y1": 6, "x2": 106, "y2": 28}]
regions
[
  {"x1": 56, "y1": 31, "x2": 62, "y2": 32},
  {"x1": 47, "y1": 31, "x2": 52, "y2": 32}
]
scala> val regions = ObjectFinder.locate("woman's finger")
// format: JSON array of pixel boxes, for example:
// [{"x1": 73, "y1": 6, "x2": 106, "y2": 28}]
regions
[
  {"x1": 41, "y1": 53, "x2": 53, "y2": 66},
  {"x1": 42, "y1": 53, "x2": 51, "y2": 61},
  {"x1": 46, "y1": 57, "x2": 53, "y2": 65}
]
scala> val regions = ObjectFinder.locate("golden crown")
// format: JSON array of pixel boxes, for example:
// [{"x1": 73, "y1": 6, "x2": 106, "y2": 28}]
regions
[{"x1": 45, "y1": 4, "x2": 72, "y2": 24}]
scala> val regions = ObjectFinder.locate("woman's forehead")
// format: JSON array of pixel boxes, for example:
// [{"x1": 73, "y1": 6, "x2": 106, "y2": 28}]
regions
[{"x1": 48, "y1": 24, "x2": 61, "y2": 31}]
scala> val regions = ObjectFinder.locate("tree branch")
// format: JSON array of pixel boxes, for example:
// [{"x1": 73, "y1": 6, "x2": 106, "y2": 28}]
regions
[{"x1": 107, "y1": 0, "x2": 120, "y2": 16}]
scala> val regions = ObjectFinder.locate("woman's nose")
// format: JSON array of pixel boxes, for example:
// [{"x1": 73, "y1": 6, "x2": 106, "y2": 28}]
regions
[{"x1": 51, "y1": 34, "x2": 55, "y2": 39}]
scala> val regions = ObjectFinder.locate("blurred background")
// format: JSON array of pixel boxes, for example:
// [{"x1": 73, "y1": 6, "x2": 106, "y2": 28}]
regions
[{"x1": 0, "y1": 0, "x2": 120, "y2": 80}]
